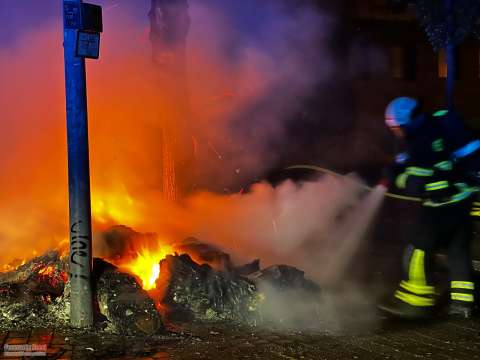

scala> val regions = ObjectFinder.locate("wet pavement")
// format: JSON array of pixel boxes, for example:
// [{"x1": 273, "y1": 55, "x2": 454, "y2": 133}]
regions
[{"x1": 1, "y1": 317, "x2": 480, "y2": 359}]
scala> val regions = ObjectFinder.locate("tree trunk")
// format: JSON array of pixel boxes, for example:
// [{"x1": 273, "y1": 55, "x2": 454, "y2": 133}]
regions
[{"x1": 149, "y1": 0, "x2": 191, "y2": 201}]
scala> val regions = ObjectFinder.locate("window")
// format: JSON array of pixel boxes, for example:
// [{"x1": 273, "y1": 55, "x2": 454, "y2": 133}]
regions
[
  {"x1": 438, "y1": 49, "x2": 447, "y2": 78},
  {"x1": 437, "y1": 48, "x2": 459, "y2": 79},
  {"x1": 390, "y1": 45, "x2": 416, "y2": 80}
]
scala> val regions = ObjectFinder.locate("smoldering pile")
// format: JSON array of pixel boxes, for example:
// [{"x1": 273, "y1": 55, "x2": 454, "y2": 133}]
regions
[
  {"x1": 0, "y1": 251, "x2": 70, "y2": 328},
  {"x1": 0, "y1": 226, "x2": 321, "y2": 334},
  {"x1": 0, "y1": 250, "x2": 162, "y2": 335}
]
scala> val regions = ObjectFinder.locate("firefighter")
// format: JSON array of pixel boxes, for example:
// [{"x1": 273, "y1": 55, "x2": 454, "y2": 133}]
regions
[
  {"x1": 379, "y1": 97, "x2": 476, "y2": 319},
  {"x1": 432, "y1": 108, "x2": 480, "y2": 186}
]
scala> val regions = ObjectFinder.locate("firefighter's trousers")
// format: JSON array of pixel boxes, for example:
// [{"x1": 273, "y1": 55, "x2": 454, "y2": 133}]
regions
[{"x1": 396, "y1": 198, "x2": 475, "y2": 307}]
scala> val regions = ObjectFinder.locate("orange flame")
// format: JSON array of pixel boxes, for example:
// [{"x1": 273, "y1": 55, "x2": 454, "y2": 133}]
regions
[
  {"x1": 0, "y1": 4, "x2": 270, "y2": 273},
  {"x1": 37, "y1": 265, "x2": 69, "y2": 288},
  {"x1": 38, "y1": 265, "x2": 56, "y2": 277},
  {"x1": 91, "y1": 184, "x2": 142, "y2": 227},
  {"x1": 121, "y1": 246, "x2": 173, "y2": 290},
  {"x1": 3, "y1": 259, "x2": 26, "y2": 272}
]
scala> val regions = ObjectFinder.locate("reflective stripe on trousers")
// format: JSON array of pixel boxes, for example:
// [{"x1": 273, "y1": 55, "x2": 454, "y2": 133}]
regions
[
  {"x1": 395, "y1": 249, "x2": 435, "y2": 307},
  {"x1": 451, "y1": 281, "x2": 475, "y2": 303}
]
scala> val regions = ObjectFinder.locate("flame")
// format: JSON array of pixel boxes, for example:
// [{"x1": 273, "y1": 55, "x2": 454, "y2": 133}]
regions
[
  {"x1": 37, "y1": 265, "x2": 69, "y2": 288},
  {"x1": 91, "y1": 184, "x2": 141, "y2": 227},
  {"x1": 121, "y1": 246, "x2": 173, "y2": 290},
  {"x1": 0, "y1": 2, "x2": 280, "y2": 272},
  {"x1": 38, "y1": 265, "x2": 56, "y2": 277},
  {"x1": 3, "y1": 258, "x2": 26, "y2": 272}
]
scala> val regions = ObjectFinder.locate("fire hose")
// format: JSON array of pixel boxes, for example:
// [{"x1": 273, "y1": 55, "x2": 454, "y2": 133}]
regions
[{"x1": 286, "y1": 165, "x2": 422, "y2": 202}]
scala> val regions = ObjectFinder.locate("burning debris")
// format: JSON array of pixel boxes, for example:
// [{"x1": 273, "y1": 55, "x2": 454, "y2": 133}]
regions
[
  {"x1": 157, "y1": 253, "x2": 258, "y2": 322},
  {"x1": 248, "y1": 265, "x2": 321, "y2": 293},
  {"x1": 0, "y1": 251, "x2": 69, "y2": 328},
  {"x1": 96, "y1": 225, "x2": 174, "y2": 291},
  {"x1": 0, "y1": 251, "x2": 164, "y2": 335},
  {"x1": 94, "y1": 259, "x2": 163, "y2": 335},
  {"x1": 173, "y1": 237, "x2": 233, "y2": 272},
  {"x1": 0, "y1": 228, "x2": 323, "y2": 332},
  {"x1": 234, "y1": 259, "x2": 261, "y2": 276}
]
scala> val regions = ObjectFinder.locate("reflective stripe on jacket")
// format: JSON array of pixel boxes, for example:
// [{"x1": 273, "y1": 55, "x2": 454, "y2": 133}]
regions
[{"x1": 394, "y1": 114, "x2": 474, "y2": 207}]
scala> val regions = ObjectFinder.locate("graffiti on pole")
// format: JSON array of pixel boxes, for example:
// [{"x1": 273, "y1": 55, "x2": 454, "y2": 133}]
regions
[{"x1": 70, "y1": 220, "x2": 90, "y2": 280}]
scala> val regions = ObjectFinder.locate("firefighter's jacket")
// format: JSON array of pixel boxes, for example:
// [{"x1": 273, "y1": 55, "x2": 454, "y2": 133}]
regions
[
  {"x1": 435, "y1": 109, "x2": 480, "y2": 185},
  {"x1": 393, "y1": 114, "x2": 474, "y2": 207}
]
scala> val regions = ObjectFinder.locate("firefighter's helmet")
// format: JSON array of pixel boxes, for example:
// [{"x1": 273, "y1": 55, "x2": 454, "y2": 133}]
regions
[{"x1": 385, "y1": 97, "x2": 418, "y2": 128}]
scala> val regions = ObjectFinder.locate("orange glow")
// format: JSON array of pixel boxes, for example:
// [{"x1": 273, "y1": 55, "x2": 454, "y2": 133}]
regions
[
  {"x1": 161, "y1": 126, "x2": 178, "y2": 202},
  {"x1": 55, "y1": 238, "x2": 70, "y2": 256},
  {"x1": 91, "y1": 184, "x2": 142, "y2": 227},
  {"x1": 0, "y1": 4, "x2": 274, "y2": 273},
  {"x1": 120, "y1": 246, "x2": 174, "y2": 290},
  {"x1": 3, "y1": 259, "x2": 26, "y2": 272},
  {"x1": 38, "y1": 265, "x2": 56, "y2": 277},
  {"x1": 37, "y1": 265, "x2": 69, "y2": 287}
]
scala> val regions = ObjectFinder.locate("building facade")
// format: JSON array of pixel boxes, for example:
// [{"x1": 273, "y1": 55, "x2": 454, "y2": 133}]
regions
[
  {"x1": 348, "y1": 0, "x2": 480, "y2": 118},
  {"x1": 343, "y1": 0, "x2": 480, "y2": 169}
]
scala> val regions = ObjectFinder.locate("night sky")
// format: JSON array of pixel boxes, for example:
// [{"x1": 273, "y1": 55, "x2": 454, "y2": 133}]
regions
[
  {"x1": 0, "y1": 1, "x2": 150, "y2": 48},
  {"x1": 0, "y1": 0, "x2": 278, "y2": 49}
]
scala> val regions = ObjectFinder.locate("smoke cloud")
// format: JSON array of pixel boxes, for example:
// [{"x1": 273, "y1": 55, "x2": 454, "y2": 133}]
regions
[
  {"x1": 0, "y1": 0, "x2": 385, "y2": 331},
  {"x1": 0, "y1": 0, "x2": 337, "y2": 264}
]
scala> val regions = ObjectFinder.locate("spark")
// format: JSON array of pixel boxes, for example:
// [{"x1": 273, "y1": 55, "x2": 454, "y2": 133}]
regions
[
  {"x1": 208, "y1": 141, "x2": 223, "y2": 160},
  {"x1": 192, "y1": 136, "x2": 198, "y2": 158},
  {"x1": 105, "y1": 4, "x2": 119, "y2": 12},
  {"x1": 162, "y1": 127, "x2": 177, "y2": 201}
]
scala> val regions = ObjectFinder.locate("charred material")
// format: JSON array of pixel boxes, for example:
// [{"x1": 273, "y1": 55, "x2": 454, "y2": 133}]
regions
[
  {"x1": 249, "y1": 265, "x2": 321, "y2": 293},
  {"x1": 157, "y1": 254, "x2": 258, "y2": 322},
  {"x1": 0, "y1": 252, "x2": 164, "y2": 335},
  {"x1": 0, "y1": 245, "x2": 322, "y2": 331},
  {"x1": 173, "y1": 237, "x2": 233, "y2": 271},
  {"x1": 0, "y1": 250, "x2": 67, "y2": 290},
  {"x1": 95, "y1": 225, "x2": 159, "y2": 261},
  {"x1": 94, "y1": 258, "x2": 164, "y2": 335},
  {"x1": 248, "y1": 266, "x2": 323, "y2": 327},
  {"x1": 234, "y1": 259, "x2": 261, "y2": 276},
  {"x1": 0, "y1": 251, "x2": 69, "y2": 328}
]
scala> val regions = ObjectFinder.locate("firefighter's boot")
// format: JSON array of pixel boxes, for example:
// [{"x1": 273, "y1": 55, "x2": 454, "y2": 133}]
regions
[
  {"x1": 448, "y1": 281, "x2": 475, "y2": 319},
  {"x1": 379, "y1": 282, "x2": 436, "y2": 320},
  {"x1": 448, "y1": 302, "x2": 473, "y2": 319},
  {"x1": 379, "y1": 249, "x2": 436, "y2": 319}
]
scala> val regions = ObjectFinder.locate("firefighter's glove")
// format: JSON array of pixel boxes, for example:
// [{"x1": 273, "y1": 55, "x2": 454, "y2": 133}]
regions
[{"x1": 395, "y1": 173, "x2": 408, "y2": 189}]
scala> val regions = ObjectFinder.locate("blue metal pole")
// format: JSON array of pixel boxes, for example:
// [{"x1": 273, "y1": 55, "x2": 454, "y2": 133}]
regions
[
  {"x1": 62, "y1": 0, "x2": 94, "y2": 328},
  {"x1": 445, "y1": 0, "x2": 456, "y2": 109}
]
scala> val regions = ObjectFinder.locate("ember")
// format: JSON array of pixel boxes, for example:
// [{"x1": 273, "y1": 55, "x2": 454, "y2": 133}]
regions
[
  {"x1": 3, "y1": 259, "x2": 26, "y2": 272},
  {"x1": 37, "y1": 265, "x2": 69, "y2": 290},
  {"x1": 38, "y1": 265, "x2": 56, "y2": 276},
  {"x1": 0, "y1": 233, "x2": 322, "y2": 333}
]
